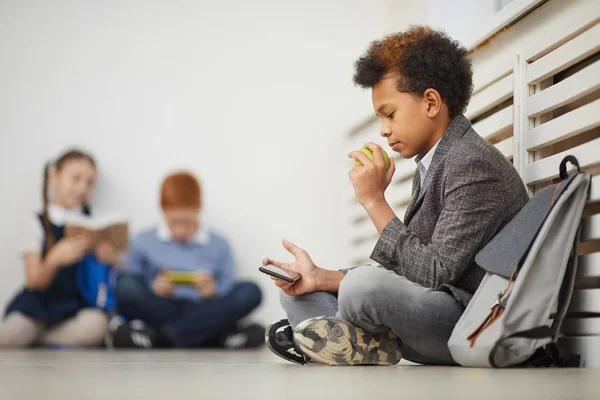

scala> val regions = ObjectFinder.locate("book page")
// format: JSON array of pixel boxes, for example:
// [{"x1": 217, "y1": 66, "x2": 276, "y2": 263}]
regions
[{"x1": 64, "y1": 216, "x2": 129, "y2": 251}]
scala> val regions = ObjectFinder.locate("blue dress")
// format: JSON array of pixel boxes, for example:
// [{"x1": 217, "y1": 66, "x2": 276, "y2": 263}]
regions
[{"x1": 5, "y1": 215, "x2": 87, "y2": 324}]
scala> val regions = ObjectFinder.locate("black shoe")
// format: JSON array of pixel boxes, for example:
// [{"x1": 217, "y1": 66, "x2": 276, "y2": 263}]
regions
[
  {"x1": 111, "y1": 320, "x2": 170, "y2": 349},
  {"x1": 293, "y1": 316, "x2": 403, "y2": 366},
  {"x1": 111, "y1": 324, "x2": 152, "y2": 348},
  {"x1": 222, "y1": 324, "x2": 266, "y2": 349},
  {"x1": 265, "y1": 319, "x2": 307, "y2": 364}
]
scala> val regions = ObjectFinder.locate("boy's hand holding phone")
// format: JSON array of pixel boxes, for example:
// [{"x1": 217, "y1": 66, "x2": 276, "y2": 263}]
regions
[
  {"x1": 152, "y1": 269, "x2": 175, "y2": 298},
  {"x1": 163, "y1": 270, "x2": 216, "y2": 298},
  {"x1": 194, "y1": 272, "x2": 216, "y2": 299},
  {"x1": 261, "y1": 240, "x2": 319, "y2": 296}
]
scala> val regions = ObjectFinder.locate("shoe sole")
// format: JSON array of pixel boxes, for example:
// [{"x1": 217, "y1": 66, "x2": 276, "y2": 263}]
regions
[
  {"x1": 293, "y1": 316, "x2": 402, "y2": 366},
  {"x1": 265, "y1": 320, "x2": 304, "y2": 365}
]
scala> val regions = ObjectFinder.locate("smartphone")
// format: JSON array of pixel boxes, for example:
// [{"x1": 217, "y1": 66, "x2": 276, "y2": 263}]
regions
[
  {"x1": 166, "y1": 271, "x2": 197, "y2": 285},
  {"x1": 258, "y1": 264, "x2": 301, "y2": 283}
]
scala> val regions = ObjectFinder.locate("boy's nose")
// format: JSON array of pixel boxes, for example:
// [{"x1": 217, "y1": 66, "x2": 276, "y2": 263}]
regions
[{"x1": 380, "y1": 123, "x2": 392, "y2": 137}]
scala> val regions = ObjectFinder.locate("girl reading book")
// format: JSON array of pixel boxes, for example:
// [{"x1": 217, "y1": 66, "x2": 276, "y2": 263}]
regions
[{"x1": 0, "y1": 149, "x2": 118, "y2": 347}]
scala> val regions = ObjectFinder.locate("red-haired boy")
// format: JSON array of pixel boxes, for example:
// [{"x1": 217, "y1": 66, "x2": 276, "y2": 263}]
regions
[{"x1": 111, "y1": 172, "x2": 263, "y2": 349}]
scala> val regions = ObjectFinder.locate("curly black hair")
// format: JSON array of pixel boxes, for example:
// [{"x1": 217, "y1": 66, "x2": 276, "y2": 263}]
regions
[{"x1": 353, "y1": 26, "x2": 473, "y2": 118}]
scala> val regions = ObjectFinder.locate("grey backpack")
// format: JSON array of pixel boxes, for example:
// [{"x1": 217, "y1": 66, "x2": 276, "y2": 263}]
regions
[{"x1": 448, "y1": 156, "x2": 591, "y2": 368}]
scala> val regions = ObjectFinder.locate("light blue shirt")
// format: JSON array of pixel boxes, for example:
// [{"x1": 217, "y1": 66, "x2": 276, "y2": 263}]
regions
[{"x1": 126, "y1": 225, "x2": 236, "y2": 302}]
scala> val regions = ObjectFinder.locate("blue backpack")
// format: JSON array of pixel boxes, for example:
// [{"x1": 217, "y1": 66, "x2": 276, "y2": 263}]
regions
[{"x1": 77, "y1": 254, "x2": 117, "y2": 311}]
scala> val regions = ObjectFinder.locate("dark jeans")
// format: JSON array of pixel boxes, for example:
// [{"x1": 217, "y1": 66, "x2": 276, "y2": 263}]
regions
[{"x1": 115, "y1": 274, "x2": 262, "y2": 347}]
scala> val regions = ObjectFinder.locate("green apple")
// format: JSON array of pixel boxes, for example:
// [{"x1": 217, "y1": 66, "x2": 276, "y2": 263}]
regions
[{"x1": 355, "y1": 146, "x2": 390, "y2": 170}]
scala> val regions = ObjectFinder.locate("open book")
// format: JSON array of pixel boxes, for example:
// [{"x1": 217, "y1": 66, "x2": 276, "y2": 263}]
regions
[{"x1": 64, "y1": 215, "x2": 129, "y2": 251}]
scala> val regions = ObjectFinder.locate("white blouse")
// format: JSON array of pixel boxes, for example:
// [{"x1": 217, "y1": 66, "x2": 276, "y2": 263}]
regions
[{"x1": 22, "y1": 204, "x2": 86, "y2": 254}]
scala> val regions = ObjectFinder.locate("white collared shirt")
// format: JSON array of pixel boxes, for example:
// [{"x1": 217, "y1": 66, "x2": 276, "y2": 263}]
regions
[
  {"x1": 157, "y1": 219, "x2": 210, "y2": 245},
  {"x1": 22, "y1": 204, "x2": 86, "y2": 254},
  {"x1": 417, "y1": 140, "x2": 441, "y2": 187}
]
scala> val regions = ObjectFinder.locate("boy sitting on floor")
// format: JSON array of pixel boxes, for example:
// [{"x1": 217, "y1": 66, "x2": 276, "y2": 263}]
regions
[{"x1": 111, "y1": 171, "x2": 263, "y2": 349}]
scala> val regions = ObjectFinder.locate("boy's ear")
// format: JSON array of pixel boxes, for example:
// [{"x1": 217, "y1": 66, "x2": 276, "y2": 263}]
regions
[{"x1": 423, "y1": 88, "x2": 442, "y2": 118}]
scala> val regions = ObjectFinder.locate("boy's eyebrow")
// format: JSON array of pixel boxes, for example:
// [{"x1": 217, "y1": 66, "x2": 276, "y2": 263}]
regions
[{"x1": 376, "y1": 104, "x2": 389, "y2": 115}]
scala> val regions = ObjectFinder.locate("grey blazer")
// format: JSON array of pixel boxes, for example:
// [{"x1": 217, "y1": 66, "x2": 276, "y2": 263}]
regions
[{"x1": 371, "y1": 115, "x2": 529, "y2": 308}]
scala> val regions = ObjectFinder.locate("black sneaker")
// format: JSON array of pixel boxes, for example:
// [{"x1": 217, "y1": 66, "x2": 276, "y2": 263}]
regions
[
  {"x1": 112, "y1": 323, "x2": 153, "y2": 348},
  {"x1": 265, "y1": 319, "x2": 307, "y2": 364},
  {"x1": 111, "y1": 320, "x2": 170, "y2": 349},
  {"x1": 222, "y1": 324, "x2": 266, "y2": 349},
  {"x1": 293, "y1": 316, "x2": 403, "y2": 366}
]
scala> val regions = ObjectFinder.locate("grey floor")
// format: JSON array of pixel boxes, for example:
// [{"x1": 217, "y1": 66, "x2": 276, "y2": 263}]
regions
[{"x1": 0, "y1": 348, "x2": 598, "y2": 399}]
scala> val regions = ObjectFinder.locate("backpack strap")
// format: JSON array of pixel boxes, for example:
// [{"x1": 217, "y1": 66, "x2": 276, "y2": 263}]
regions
[
  {"x1": 550, "y1": 223, "x2": 581, "y2": 340},
  {"x1": 559, "y1": 155, "x2": 581, "y2": 180}
]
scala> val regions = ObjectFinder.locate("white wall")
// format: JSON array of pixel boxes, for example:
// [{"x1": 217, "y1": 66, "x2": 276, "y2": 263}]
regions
[
  {"x1": 386, "y1": 0, "x2": 429, "y2": 34},
  {"x1": 0, "y1": 0, "x2": 399, "y2": 324},
  {"x1": 428, "y1": 0, "x2": 496, "y2": 41}
]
